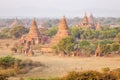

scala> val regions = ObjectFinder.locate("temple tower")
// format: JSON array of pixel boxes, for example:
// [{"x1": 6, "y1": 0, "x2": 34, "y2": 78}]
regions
[
  {"x1": 96, "y1": 20, "x2": 102, "y2": 30},
  {"x1": 95, "y1": 43, "x2": 101, "y2": 57},
  {"x1": 25, "y1": 18, "x2": 41, "y2": 45},
  {"x1": 51, "y1": 16, "x2": 70, "y2": 44},
  {"x1": 82, "y1": 12, "x2": 89, "y2": 25},
  {"x1": 9, "y1": 18, "x2": 19, "y2": 28},
  {"x1": 89, "y1": 13, "x2": 94, "y2": 26}
]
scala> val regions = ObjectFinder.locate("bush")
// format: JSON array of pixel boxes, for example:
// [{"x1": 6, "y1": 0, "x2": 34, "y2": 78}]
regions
[
  {"x1": 0, "y1": 74, "x2": 8, "y2": 80},
  {"x1": 111, "y1": 68, "x2": 120, "y2": 79},
  {"x1": 101, "y1": 67, "x2": 110, "y2": 73},
  {"x1": 61, "y1": 71, "x2": 102, "y2": 80},
  {"x1": 0, "y1": 56, "x2": 15, "y2": 69},
  {"x1": 61, "y1": 70, "x2": 118, "y2": 80}
]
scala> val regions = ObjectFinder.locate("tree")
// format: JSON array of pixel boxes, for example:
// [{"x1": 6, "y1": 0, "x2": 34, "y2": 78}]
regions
[
  {"x1": 47, "y1": 26, "x2": 58, "y2": 37},
  {"x1": 9, "y1": 26, "x2": 28, "y2": 38},
  {"x1": 114, "y1": 33, "x2": 120, "y2": 43},
  {"x1": 70, "y1": 27, "x2": 80, "y2": 38},
  {"x1": 57, "y1": 37, "x2": 76, "y2": 53}
]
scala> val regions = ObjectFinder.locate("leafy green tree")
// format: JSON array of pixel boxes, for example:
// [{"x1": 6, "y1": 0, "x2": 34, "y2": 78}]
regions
[
  {"x1": 57, "y1": 37, "x2": 76, "y2": 53},
  {"x1": 70, "y1": 27, "x2": 80, "y2": 38},
  {"x1": 47, "y1": 26, "x2": 58, "y2": 37},
  {"x1": 9, "y1": 26, "x2": 28, "y2": 38},
  {"x1": 114, "y1": 33, "x2": 120, "y2": 43}
]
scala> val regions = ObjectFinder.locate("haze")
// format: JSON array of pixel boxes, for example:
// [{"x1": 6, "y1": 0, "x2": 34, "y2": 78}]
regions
[{"x1": 0, "y1": 0, "x2": 120, "y2": 18}]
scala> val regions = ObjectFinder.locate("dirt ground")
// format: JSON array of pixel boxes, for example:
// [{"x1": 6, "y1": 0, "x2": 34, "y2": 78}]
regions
[{"x1": 0, "y1": 39, "x2": 120, "y2": 79}]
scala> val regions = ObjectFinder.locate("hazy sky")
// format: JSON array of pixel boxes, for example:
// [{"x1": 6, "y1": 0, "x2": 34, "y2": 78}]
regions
[{"x1": 0, "y1": 0, "x2": 120, "y2": 18}]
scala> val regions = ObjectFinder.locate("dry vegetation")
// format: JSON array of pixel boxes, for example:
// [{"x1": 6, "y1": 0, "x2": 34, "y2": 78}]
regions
[{"x1": 0, "y1": 39, "x2": 120, "y2": 80}]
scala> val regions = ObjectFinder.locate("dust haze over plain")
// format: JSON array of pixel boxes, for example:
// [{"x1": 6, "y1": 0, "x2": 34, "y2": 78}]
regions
[{"x1": 0, "y1": 0, "x2": 120, "y2": 18}]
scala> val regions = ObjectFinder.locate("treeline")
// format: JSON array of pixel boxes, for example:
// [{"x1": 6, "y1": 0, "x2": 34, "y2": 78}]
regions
[
  {"x1": 0, "y1": 17, "x2": 120, "y2": 28},
  {"x1": 0, "y1": 26, "x2": 28, "y2": 39}
]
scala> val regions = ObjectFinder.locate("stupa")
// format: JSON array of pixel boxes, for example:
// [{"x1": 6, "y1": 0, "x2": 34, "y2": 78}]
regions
[
  {"x1": 9, "y1": 18, "x2": 19, "y2": 28},
  {"x1": 82, "y1": 12, "x2": 89, "y2": 25},
  {"x1": 95, "y1": 43, "x2": 101, "y2": 56},
  {"x1": 25, "y1": 18, "x2": 41, "y2": 45},
  {"x1": 96, "y1": 20, "x2": 102, "y2": 30},
  {"x1": 51, "y1": 16, "x2": 70, "y2": 44},
  {"x1": 89, "y1": 13, "x2": 95, "y2": 28}
]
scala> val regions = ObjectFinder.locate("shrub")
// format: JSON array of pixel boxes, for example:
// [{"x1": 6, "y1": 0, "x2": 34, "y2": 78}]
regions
[
  {"x1": 0, "y1": 56, "x2": 15, "y2": 69},
  {"x1": 61, "y1": 71, "x2": 102, "y2": 80},
  {"x1": 0, "y1": 74, "x2": 8, "y2": 80},
  {"x1": 111, "y1": 68, "x2": 120, "y2": 79},
  {"x1": 101, "y1": 67, "x2": 110, "y2": 73},
  {"x1": 61, "y1": 70, "x2": 118, "y2": 80}
]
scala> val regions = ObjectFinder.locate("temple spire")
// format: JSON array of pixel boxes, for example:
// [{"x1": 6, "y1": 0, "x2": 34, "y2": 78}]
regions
[
  {"x1": 95, "y1": 43, "x2": 101, "y2": 57},
  {"x1": 27, "y1": 18, "x2": 41, "y2": 39},
  {"x1": 58, "y1": 16, "x2": 68, "y2": 30},
  {"x1": 96, "y1": 20, "x2": 102, "y2": 30},
  {"x1": 82, "y1": 12, "x2": 88, "y2": 25},
  {"x1": 51, "y1": 16, "x2": 70, "y2": 44},
  {"x1": 89, "y1": 12, "x2": 94, "y2": 26}
]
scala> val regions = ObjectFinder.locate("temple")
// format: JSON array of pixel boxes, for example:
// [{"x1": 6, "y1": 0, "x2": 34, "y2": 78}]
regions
[
  {"x1": 89, "y1": 13, "x2": 95, "y2": 29},
  {"x1": 76, "y1": 12, "x2": 95, "y2": 29},
  {"x1": 96, "y1": 20, "x2": 102, "y2": 31},
  {"x1": 95, "y1": 43, "x2": 101, "y2": 57},
  {"x1": 18, "y1": 18, "x2": 41, "y2": 56},
  {"x1": 51, "y1": 16, "x2": 70, "y2": 44},
  {"x1": 76, "y1": 12, "x2": 102, "y2": 30},
  {"x1": 40, "y1": 16, "x2": 70, "y2": 53},
  {"x1": 25, "y1": 18, "x2": 41, "y2": 44},
  {"x1": 9, "y1": 18, "x2": 19, "y2": 28}
]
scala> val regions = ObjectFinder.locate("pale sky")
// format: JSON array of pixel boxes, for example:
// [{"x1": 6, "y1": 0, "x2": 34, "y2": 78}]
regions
[{"x1": 0, "y1": 0, "x2": 120, "y2": 18}]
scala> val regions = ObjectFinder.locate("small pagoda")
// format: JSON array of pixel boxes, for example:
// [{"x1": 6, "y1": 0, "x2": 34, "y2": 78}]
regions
[
  {"x1": 51, "y1": 16, "x2": 70, "y2": 44},
  {"x1": 26, "y1": 18, "x2": 41, "y2": 44},
  {"x1": 95, "y1": 43, "x2": 101, "y2": 57},
  {"x1": 20, "y1": 18, "x2": 41, "y2": 45},
  {"x1": 96, "y1": 20, "x2": 102, "y2": 31},
  {"x1": 89, "y1": 13, "x2": 95, "y2": 29},
  {"x1": 9, "y1": 18, "x2": 19, "y2": 28}
]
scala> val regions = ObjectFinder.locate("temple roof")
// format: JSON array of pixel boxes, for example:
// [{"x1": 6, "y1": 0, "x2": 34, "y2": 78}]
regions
[
  {"x1": 58, "y1": 16, "x2": 68, "y2": 30},
  {"x1": 27, "y1": 18, "x2": 41, "y2": 39}
]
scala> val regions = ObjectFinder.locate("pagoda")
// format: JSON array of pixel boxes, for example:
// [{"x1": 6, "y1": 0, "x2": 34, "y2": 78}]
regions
[
  {"x1": 51, "y1": 16, "x2": 70, "y2": 44},
  {"x1": 89, "y1": 13, "x2": 95, "y2": 28},
  {"x1": 82, "y1": 12, "x2": 89, "y2": 25},
  {"x1": 96, "y1": 20, "x2": 102, "y2": 30},
  {"x1": 9, "y1": 18, "x2": 19, "y2": 28},
  {"x1": 26, "y1": 18, "x2": 41, "y2": 44},
  {"x1": 20, "y1": 18, "x2": 41, "y2": 45},
  {"x1": 95, "y1": 43, "x2": 101, "y2": 57}
]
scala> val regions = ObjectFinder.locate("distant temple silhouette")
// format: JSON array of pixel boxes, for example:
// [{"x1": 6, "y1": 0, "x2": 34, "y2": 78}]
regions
[{"x1": 76, "y1": 12, "x2": 102, "y2": 30}]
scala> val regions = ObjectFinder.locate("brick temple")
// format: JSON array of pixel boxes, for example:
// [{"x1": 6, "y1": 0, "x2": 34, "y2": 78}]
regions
[{"x1": 51, "y1": 16, "x2": 70, "y2": 44}]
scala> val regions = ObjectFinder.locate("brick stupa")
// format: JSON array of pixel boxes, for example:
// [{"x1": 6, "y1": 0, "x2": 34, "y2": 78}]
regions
[
  {"x1": 51, "y1": 16, "x2": 70, "y2": 44},
  {"x1": 96, "y1": 20, "x2": 102, "y2": 31},
  {"x1": 26, "y1": 18, "x2": 41, "y2": 44},
  {"x1": 89, "y1": 13, "x2": 95, "y2": 28},
  {"x1": 82, "y1": 12, "x2": 89, "y2": 25},
  {"x1": 95, "y1": 43, "x2": 101, "y2": 57},
  {"x1": 9, "y1": 18, "x2": 19, "y2": 28}
]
